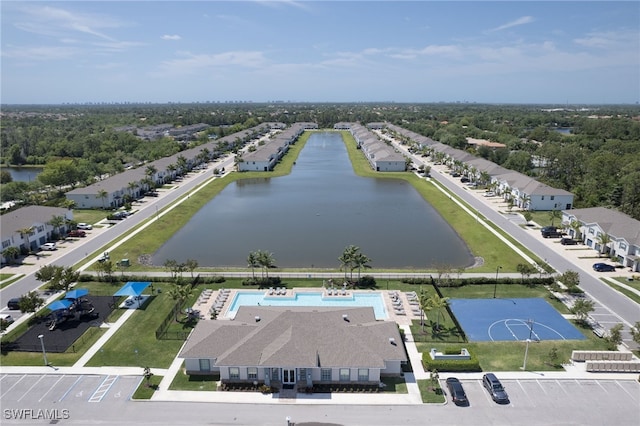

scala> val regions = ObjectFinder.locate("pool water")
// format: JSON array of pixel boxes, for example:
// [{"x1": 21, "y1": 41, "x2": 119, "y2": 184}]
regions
[{"x1": 227, "y1": 291, "x2": 388, "y2": 319}]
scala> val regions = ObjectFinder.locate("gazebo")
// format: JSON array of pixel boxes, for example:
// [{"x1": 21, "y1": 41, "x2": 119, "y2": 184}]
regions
[{"x1": 113, "y1": 281, "x2": 151, "y2": 308}]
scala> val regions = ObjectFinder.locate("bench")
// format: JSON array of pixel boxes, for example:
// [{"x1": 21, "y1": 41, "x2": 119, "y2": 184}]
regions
[
  {"x1": 571, "y1": 350, "x2": 633, "y2": 362},
  {"x1": 585, "y1": 361, "x2": 640, "y2": 373}
]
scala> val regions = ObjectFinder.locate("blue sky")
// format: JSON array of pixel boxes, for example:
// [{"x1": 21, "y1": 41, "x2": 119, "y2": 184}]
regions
[{"x1": 1, "y1": 1, "x2": 638, "y2": 104}]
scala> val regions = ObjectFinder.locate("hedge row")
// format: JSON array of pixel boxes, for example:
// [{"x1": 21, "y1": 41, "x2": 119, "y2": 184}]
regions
[
  {"x1": 402, "y1": 276, "x2": 554, "y2": 287},
  {"x1": 422, "y1": 348, "x2": 482, "y2": 372}
]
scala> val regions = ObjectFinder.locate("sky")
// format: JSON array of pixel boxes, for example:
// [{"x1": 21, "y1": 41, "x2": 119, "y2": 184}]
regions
[{"x1": 1, "y1": 1, "x2": 639, "y2": 104}]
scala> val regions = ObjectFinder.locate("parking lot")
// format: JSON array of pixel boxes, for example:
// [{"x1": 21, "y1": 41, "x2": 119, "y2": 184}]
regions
[
  {"x1": 441, "y1": 377, "x2": 639, "y2": 425},
  {"x1": 0, "y1": 373, "x2": 141, "y2": 406}
]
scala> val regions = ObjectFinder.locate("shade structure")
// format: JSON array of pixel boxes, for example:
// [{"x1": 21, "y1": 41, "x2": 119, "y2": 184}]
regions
[
  {"x1": 114, "y1": 282, "x2": 151, "y2": 308},
  {"x1": 65, "y1": 288, "x2": 89, "y2": 300},
  {"x1": 48, "y1": 299, "x2": 72, "y2": 311}
]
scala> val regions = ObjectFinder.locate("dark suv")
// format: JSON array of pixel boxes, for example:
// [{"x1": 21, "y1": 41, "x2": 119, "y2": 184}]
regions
[
  {"x1": 541, "y1": 226, "x2": 563, "y2": 238},
  {"x1": 445, "y1": 377, "x2": 468, "y2": 406},
  {"x1": 7, "y1": 298, "x2": 20, "y2": 310},
  {"x1": 482, "y1": 373, "x2": 509, "y2": 403}
]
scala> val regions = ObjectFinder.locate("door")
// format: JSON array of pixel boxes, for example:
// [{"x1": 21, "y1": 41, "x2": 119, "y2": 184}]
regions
[{"x1": 282, "y1": 369, "x2": 295, "y2": 385}]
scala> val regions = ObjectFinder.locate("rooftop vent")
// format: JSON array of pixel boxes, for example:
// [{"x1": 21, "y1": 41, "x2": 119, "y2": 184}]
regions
[
  {"x1": 255, "y1": 316, "x2": 261, "y2": 322},
  {"x1": 389, "y1": 337, "x2": 396, "y2": 345},
  {"x1": 342, "y1": 314, "x2": 349, "y2": 321}
]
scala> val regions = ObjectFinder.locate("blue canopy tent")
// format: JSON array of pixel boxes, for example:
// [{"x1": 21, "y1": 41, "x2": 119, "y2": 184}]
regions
[
  {"x1": 65, "y1": 288, "x2": 89, "y2": 300},
  {"x1": 114, "y1": 282, "x2": 151, "y2": 308},
  {"x1": 48, "y1": 299, "x2": 72, "y2": 311}
]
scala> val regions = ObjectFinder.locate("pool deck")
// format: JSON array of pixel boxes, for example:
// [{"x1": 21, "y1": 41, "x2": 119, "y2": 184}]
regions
[{"x1": 189, "y1": 287, "x2": 424, "y2": 325}]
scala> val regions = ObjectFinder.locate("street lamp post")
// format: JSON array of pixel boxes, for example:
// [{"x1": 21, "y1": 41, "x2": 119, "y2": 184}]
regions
[
  {"x1": 493, "y1": 266, "x2": 502, "y2": 298},
  {"x1": 37, "y1": 334, "x2": 48, "y2": 366},
  {"x1": 521, "y1": 319, "x2": 534, "y2": 370}
]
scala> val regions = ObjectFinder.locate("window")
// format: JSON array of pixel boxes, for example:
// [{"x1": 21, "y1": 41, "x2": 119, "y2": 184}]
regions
[
  {"x1": 541, "y1": 196, "x2": 545, "y2": 200},
  {"x1": 298, "y1": 368, "x2": 306, "y2": 381},
  {"x1": 199, "y1": 359, "x2": 210, "y2": 372},
  {"x1": 358, "y1": 368, "x2": 369, "y2": 381},
  {"x1": 339, "y1": 368, "x2": 350, "y2": 381},
  {"x1": 551, "y1": 196, "x2": 555, "y2": 200},
  {"x1": 247, "y1": 367, "x2": 257, "y2": 380},
  {"x1": 229, "y1": 367, "x2": 239, "y2": 380},
  {"x1": 321, "y1": 368, "x2": 331, "y2": 381}
]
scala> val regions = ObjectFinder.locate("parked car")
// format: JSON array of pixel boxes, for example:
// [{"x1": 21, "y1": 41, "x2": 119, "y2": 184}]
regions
[
  {"x1": 593, "y1": 263, "x2": 616, "y2": 272},
  {"x1": 460, "y1": 176, "x2": 470, "y2": 183},
  {"x1": 483, "y1": 191, "x2": 495, "y2": 197},
  {"x1": 541, "y1": 226, "x2": 563, "y2": 238},
  {"x1": 482, "y1": 373, "x2": 509, "y2": 403},
  {"x1": 41, "y1": 242, "x2": 57, "y2": 251},
  {"x1": 77, "y1": 223, "x2": 93, "y2": 230},
  {"x1": 560, "y1": 238, "x2": 579, "y2": 245},
  {"x1": 7, "y1": 298, "x2": 20, "y2": 310},
  {"x1": 445, "y1": 377, "x2": 468, "y2": 406},
  {"x1": 0, "y1": 314, "x2": 14, "y2": 325},
  {"x1": 68, "y1": 230, "x2": 86, "y2": 238}
]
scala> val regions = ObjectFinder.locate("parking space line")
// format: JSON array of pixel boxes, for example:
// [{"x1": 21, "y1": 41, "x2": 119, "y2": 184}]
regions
[
  {"x1": 517, "y1": 380, "x2": 536, "y2": 407},
  {"x1": 616, "y1": 380, "x2": 639, "y2": 401},
  {"x1": 0, "y1": 375, "x2": 26, "y2": 399},
  {"x1": 127, "y1": 377, "x2": 143, "y2": 400},
  {"x1": 38, "y1": 375, "x2": 66, "y2": 402},
  {"x1": 534, "y1": 379, "x2": 547, "y2": 394},
  {"x1": 555, "y1": 380, "x2": 570, "y2": 395},
  {"x1": 59, "y1": 376, "x2": 83, "y2": 402},
  {"x1": 89, "y1": 375, "x2": 118, "y2": 403},
  {"x1": 16, "y1": 376, "x2": 45, "y2": 402}
]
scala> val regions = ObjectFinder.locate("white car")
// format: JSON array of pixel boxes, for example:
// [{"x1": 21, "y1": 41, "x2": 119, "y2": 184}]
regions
[
  {"x1": 42, "y1": 242, "x2": 57, "y2": 251},
  {"x1": 0, "y1": 314, "x2": 14, "y2": 324},
  {"x1": 77, "y1": 223, "x2": 93, "y2": 230},
  {"x1": 483, "y1": 191, "x2": 495, "y2": 197}
]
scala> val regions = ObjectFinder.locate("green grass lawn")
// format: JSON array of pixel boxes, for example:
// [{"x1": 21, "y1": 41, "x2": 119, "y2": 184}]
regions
[
  {"x1": 131, "y1": 375, "x2": 163, "y2": 399},
  {"x1": 0, "y1": 274, "x2": 24, "y2": 289},
  {"x1": 607, "y1": 281, "x2": 640, "y2": 304},
  {"x1": 84, "y1": 282, "x2": 185, "y2": 369},
  {"x1": 380, "y1": 376, "x2": 408, "y2": 394},
  {"x1": 418, "y1": 379, "x2": 445, "y2": 403},
  {"x1": 169, "y1": 365, "x2": 219, "y2": 391},
  {"x1": 72, "y1": 209, "x2": 110, "y2": 226}
]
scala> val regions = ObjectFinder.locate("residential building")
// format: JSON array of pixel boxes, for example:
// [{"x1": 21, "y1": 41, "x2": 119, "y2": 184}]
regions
[
  {"x1": 1, "y1": 206, "x2": 73, "y2": 261},
  {"x1": 562, "y1": 207, "x2": 640, "y2": 271}
]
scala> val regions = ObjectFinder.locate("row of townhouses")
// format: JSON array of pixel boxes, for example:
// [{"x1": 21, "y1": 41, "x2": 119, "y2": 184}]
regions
[
  {"x1": 563, "y1": 207, "x2": 640, "y2": 272},
  {"x1": 65, "y1": 124, "x2": 274, "y2": 210},
  {"x1": 236, "y1": 123, "x2": 317, "y2": 172},
  {"x1": 1, "y1": 206, "x2": 73, "y2": 262},
  {"x1": 383, "y1": 123, "x2": 575, "y2": 212},
  {"x1": 346, "y1": 123, "x2": 406, "y2": 172}
]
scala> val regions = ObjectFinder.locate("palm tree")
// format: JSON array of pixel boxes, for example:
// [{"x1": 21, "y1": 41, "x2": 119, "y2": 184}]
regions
[
  {"x1": 247, "y1": 252, "x2": 259, "y2": 279},
  {"x1": 168, "y1": 284, "x2": 193, "y2": 321},
  {"x1": 339, "y1": 245, "x2": 358, "y2": 281},
  {"x1": 2, "y1": 246, "x2": 21, "y2": 264},
  {"x1": 418, "y1": 291, "x2": 431, "y2": 333},
  {"x1": 570, "y1": 220, "x2": 583, "y2": 241},
  {"x1": 427, "y1": 294, "x2": 450, "y2": 332},
  {"x1": 18, "y1": 226, "x2": 34, "y2": 253},
  {"x1": 97, "y1": 189, "x2": 108, "y2": 209},
  {"x1": 127, "y1": 181, "x2": 138, "y2": 200},
  {"x1": 353, "y1": 251, "x2": 372, "y2": 281},
  {"x1": 548, "y1": 209, "x2": 561, "y2": 227},
  {"x1": 520, "y1": 194, "x2": 531, "y2": 211},
  {"x1": 257, "y1": 250, "x2": 275, "y2": 278},
  {"x1": 48, "y1": 215, "x2": 66, "y2": 239},
  {"x1": 185, "y1": 259, "x2": 198, "y2": 279},
  {"x1": 145, "y1": 164, "x2": 157, "y2": 179},
  {"x1": 596, "y1": 233, "x2": 612, "y2": 256}
]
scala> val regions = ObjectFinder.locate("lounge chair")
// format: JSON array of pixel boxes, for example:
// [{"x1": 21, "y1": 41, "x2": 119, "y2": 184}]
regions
[{"x1": 268, "y1": 287, "x2": 274, "y2": 295}]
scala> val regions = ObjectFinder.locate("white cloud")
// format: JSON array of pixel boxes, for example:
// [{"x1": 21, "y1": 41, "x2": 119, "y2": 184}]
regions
[
  {"x1": 488, "y1": 16, "x2": 535, "y2": 32},
  {"x1": 161, "y1": 35, "x2": 181, "y2": 41},
  {"x1": 1, "y1": 45, "x2": 79, "y2": 61},
  {"x1": 157, "y1": 50, "x2": 268, "y2": 75},
  {"x1": 574, "y1": 30, "x2": 639, "y2": 50}
]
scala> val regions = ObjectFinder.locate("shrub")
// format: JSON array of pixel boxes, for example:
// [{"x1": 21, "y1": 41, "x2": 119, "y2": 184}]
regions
[{"x1": 422, "y1": 349, "x2": 482, "y2": 372}]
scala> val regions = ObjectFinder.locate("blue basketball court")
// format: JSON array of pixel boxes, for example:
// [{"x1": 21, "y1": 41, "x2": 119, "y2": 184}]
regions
[{"x1": 448, "y1": 298, "x2": 586, "y2": 342}]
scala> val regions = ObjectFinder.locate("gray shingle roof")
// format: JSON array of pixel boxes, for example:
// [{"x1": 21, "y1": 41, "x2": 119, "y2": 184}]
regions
[
  {"x1": 563, "y1": 207, "x2": 640, "y2": 245},
  {"x1": 1, "y1": 206, "x2": 71, "y2": 239},
  {"x1": 179, "y1": 306, "x2": 406, "y2": 368}
]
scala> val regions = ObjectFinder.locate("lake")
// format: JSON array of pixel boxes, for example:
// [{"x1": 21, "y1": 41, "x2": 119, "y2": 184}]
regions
[
  {"x1": 2, "y1": 166, "x2": 43, "y2": 182},
  {"x1": 152, "y1": 132, "x2": 474, "y2": 269}
]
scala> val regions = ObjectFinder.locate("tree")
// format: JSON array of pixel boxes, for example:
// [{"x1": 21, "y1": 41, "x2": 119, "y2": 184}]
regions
[
  {"x1": 516, "y1": 263, "x2": 536, "y2": 284},
  {"x1": 548, "y1": 209, "x2": 561, "y2": 227},
  {"x1": 338, "y1": 245, "x2": 357, "y2": 280},
  {"x1": 605, "y1": 323, "x2": 624, "y2": 350},
  {"x1": 429, "y1": 369, "x2": 440, "y2": 392},
  {"x1": 35, "y1": 264, "x2": 62, "y2": 284},
  {"x1": 247, "y1": 252, "x2": 259, "y2": 279},
  {"x1": 185, "y1": 259, "x2": 198, "y2": 279},
  {"x1": 58, "y1": 266, "x2": 80, "y2": 292},
  {"x1": 168, "y1": 283, "x2": 192, "y2": 321},
  {"x1": 523, "y1": 211, "x2": 533, "y2": 225},
  {"x1": 426, "y1": 294, "x2": 449, "y2": 332},
  {"x1": 2, "y1": 246, "x2": 21, "y2": 264},
  {"x1": 257, "y1": 250, "x2": 275, "y2": 278},
  {"x1": 48, "y1": 215, "x2": 66, "y2": 239},
  {"x1": 352, "y1": 251, "x2": 372, "y2": 282},
  {"x1": 630, "y1": 321, "x2": 640, "y2": 346},
  {"x1": 418, "y1": 291, "x2": 431, "y2": 333},
  {"x1": 595, "y1": 233, "x2": 611, "y2": 256},
  {"x1": 569, "y1": 298, "x2": 595, "y2": 324},
  {"x1": 164, "y1": 259, "x2": 179, "y2": 279},
  {"x1": 18, "y1": 291, "x2": 45, "y2": 315},
  {"x1": 560, "y1": 270, "x2": 580, "y2": 288},
  {"x1": 546, "y1": 346, "x2": 560, "y2": 367},
  {"x1": 18, "y1": 226, "x2": 34, "y2": 253},
  {"x1": 143, "y1": 367, "x2": 154, "y2": 387},
  {"x1": 97, "y1": 189, "x2": 108, "y2": 210},
  {"x1": 569, "y1": 220, "x2": 582, "y2": 241}
]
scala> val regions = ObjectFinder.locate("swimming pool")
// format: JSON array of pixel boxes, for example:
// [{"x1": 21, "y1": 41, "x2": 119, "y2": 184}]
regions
[{"x1": 227, "y1": 291, "x2": 388, "y2": 319}]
